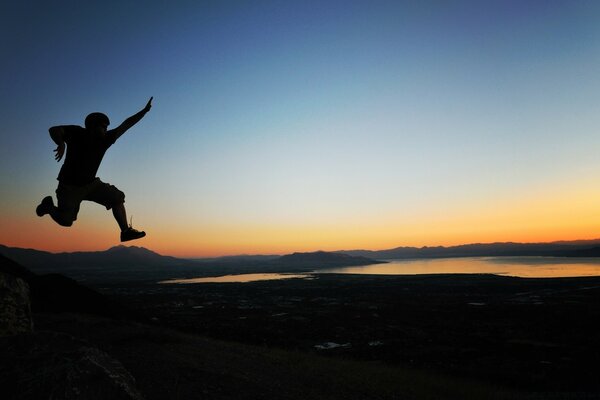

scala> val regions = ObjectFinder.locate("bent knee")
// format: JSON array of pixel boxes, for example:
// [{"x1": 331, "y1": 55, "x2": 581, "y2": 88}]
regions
[
  {"x1": 53, "y1": 218, "x2": 75, "y2": 227},
  {"x1": 57, "y1": 216, "x2": 76, "y2": 227},
  {"x1": 107, "y1": 194, "x2": 125, "y2": 211},
  {"x1": 54, "y1": 212, "x2": 76, "y2": 227},
  {"x1": 109, "y1": 190, "x2": 125, "y2": 208}
]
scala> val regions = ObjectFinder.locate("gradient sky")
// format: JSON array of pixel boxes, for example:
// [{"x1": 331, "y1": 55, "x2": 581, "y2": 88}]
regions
[{"x1": 2, "y1": 1, "x2": 600, "y2": 257}]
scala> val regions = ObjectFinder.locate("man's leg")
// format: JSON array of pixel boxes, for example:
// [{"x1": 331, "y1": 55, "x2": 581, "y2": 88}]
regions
[
  {"x1": 50, "y1": 207, "x2": 74, "y2": 227},
  {"x1": 36, "y1": 195, "x2": 76, "y2": 227},
  {"x1": 113, "y1": 202, "x2": 146, "y2": 241},
  {"x1": 112, "y1": 202, "x2": 129, "y2": 232},
  {"x1": 86, "y1": 179, "x2": 145, "y2": 242}
]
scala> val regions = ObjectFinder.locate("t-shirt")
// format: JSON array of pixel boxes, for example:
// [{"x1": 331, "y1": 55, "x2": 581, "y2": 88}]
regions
[{"x1": 57, "y1": 125, "x2": 118, "y2": 185}]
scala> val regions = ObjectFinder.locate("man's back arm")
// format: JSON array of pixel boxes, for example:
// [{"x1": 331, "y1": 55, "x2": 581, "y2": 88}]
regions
[
  {"x1": 49, "y1": 125, "x2": 79, "y2": 162},
  {"x1": 49, "y1": 125, "x2": 79, "y2": 145}
]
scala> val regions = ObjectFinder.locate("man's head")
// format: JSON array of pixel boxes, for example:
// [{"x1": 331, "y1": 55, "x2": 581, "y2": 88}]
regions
[{"x1": 85, "y1": 112, "x2": 110, "y2": 134}]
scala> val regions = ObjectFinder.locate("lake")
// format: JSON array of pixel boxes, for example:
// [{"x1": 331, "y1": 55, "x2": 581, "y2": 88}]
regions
[
  {"x1": 160, "y1": 273, "x2": 309, "y2": 284},
  {"x1": 160, "y1": 256, "x2": 600, "y2": 284},
  {"x1": 323, "y1": 256, "x2": 600, "y2": 278}
]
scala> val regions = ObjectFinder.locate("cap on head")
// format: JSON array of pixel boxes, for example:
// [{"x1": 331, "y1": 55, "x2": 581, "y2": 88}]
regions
[{"x1": 85, "y1": 112, "x2": 110, "y2": 129}]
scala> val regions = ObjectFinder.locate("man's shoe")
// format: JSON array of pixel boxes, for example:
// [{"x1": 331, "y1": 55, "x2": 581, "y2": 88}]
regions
[
  {"x1": 121, "y1": 227, "x2": 146, "y2": 242},
  {"x1": 36, "y1": 196, "x2": 54, "y2": 217}
]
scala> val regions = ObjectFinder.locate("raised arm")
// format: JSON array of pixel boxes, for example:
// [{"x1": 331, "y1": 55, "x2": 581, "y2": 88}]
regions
[{"x1": 111, "y1": 97, "x2": 153, "y2": 140}]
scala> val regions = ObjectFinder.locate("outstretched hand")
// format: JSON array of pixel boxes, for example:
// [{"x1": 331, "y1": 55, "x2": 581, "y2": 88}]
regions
[
  {"x1": 144, "y1": 96, "x2": 153, "y2": 113},
  {"x1": 54, "y1": 143, "x2": 65, "y2": 162}
]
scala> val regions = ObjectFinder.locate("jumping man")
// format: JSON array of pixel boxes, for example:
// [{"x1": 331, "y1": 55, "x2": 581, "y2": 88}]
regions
[{"x1": 36, "y1": 97, "x2": 153, "y2": 242}]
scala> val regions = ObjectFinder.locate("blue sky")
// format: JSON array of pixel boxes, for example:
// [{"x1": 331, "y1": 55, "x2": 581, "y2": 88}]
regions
[{"x1": 2, "y1": 1, "x2": 600, "y2": 256}]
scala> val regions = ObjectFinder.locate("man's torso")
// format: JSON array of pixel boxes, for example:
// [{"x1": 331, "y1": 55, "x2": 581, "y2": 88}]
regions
[{"x1": 57, "y1": 126, "x2": 117, "y2": 186}]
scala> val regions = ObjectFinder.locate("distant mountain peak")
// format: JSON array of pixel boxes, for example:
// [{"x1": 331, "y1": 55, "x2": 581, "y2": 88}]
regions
[
  {"x1": 0, "y1": 244, "x2": 186, "y2": 272},
  {"x1": 274, "y1": 250, "x2": 383, "y2": 268},
  {"x1": 289, "y1": 250, "x2": 329, "y2": 256},
  {"x1": 106, "y1": 245, "x2": 159, "y2": 255},
  {"x1": 107, "y1": 245, "x2": 145, "y2": 251}
]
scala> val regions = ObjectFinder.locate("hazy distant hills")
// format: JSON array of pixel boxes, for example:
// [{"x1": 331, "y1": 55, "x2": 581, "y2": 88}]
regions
[
  {"x1": 3, "y1": 239, "x2": 600, "y2": 279},
  {"x1": 272, "y1": 251, "x2": 385, "y2": 268},
  {"x1": 551, "y1": 246, "x2": 600, "y2": 257},
  {"x1": 0, "y1": 245, "x2": 382, "y2": 276},
  {"x1": 0, "y1": 244, "x2": 188, "y2": 273},
  {"x1": 337, "y1": 239, "x2": 600, "y2": 259}
]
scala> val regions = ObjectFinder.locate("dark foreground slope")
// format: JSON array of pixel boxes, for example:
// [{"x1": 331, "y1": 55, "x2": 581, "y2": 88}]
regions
[
  {"x1": 106, "y1": 274, "x2": 600, "y2": 395},
  {"x1": 36, "y1": 312, "x2": 517, "y2": 400},
  {"x1": 1, "y1": 253, "x2": 516, "y2": 400},
  {"x1": 4, "y1": 251, "x2": 600, "y2": 398},
  {"x1": 0, "y1": 253, "x2": 125, "y2": 317}
]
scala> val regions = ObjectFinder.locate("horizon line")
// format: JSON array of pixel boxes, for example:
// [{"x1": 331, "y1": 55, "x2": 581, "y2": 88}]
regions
[{"x1": 4, "y1": 237, "x2": 600, "y2": 259}]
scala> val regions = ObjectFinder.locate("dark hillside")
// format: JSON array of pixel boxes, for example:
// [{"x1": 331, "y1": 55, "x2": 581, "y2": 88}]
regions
[
  {"x1": 35, "y1": 312, "x2": 517, "y2": 400},
  {"x1": 0, "y1": 253, "x2": 126, "y2": 317}
]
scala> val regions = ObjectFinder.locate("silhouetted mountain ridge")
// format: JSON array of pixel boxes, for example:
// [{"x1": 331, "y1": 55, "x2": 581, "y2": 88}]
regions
[
  {"x1": 271, "y1": 251, "x2": 385, "y2": 268},
  {"x1": 337, "y1": 239, "x2": 600, "y2": 259},
  {"x1": 0, "y1": 245, "x2": 383, "y2": 277},
  {"x1": 0, "y1": 244, "x2": 188, "y2": 272},
  {"x1": 551, "y1": 246, "x2": 600, "y2": 257},
  {"x1": 4, "y1": 239, "x2": 600, "y2": 278}
]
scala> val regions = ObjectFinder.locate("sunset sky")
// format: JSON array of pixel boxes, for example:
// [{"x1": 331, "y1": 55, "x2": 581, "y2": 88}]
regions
[{"x1": 2, "y1": 1, "x2": 600, "y2": 257}]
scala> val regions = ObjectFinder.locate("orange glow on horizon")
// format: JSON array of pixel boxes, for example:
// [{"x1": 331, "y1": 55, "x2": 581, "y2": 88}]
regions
[
  {"x1": 4, "y1": 177, "x2": 600, "y2": 258},
  {"x1": 5, "y1": 216, "x2": 600, "y2": 259}
]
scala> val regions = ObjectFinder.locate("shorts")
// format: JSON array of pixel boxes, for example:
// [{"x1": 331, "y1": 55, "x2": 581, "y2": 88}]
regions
[{"x1": 56, "y1": 178, "x2": 125, "y2": 224}]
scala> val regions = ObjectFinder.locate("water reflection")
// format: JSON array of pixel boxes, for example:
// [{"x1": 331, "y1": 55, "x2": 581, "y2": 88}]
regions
[
  {"x1": 160, "y1": 257, "x2": 600, "y2": 284},
  {"x1": 160, "y1": 273, "x2": 310, "y2": 284},
  {"x1": 323, "y1": 257, "x2": 600, "y2": 278}
]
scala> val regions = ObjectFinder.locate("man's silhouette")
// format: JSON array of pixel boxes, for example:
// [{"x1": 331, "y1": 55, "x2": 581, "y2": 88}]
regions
[{"x1": 36, "y1": 97, "x2": 153, "y2": 242}]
